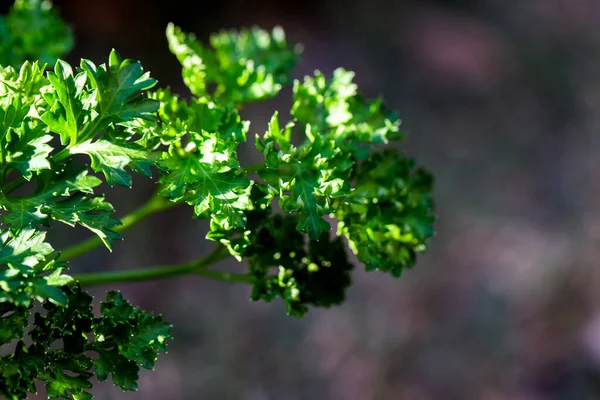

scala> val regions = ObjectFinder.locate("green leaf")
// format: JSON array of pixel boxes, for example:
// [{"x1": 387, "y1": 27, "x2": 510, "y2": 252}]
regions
[
  {"x1": 0, "y1": 4, "x2": 436, "y2": 398},
  {"x1": 0, "y1": 341, "x2": 45, "y2": 399},
  {"x1": 292, "y1": 68, "x2": 357, "y2": 129},
  {"x1": 30, "y1": 285, "x2": 94, "y2": 349},
  {"x1": 93, "y1": 350, "x2": 139, "y2": 391},
  {"x1": 1, "y1": 169, "x2": 122, "y2": 250},
  {"x1": 165, "y1": 23, "x2": 210, "y2": 98},
  {"x1": 0, "y1": 95, "x2": 53, "y2": 180},
  {"x1": 159, "y1": 138, "x2": 252, "y2": 230},
  {"x1": 31, "y1": 273, "x2": 71, "y2": 306},
  {"x1": 49, "y1": 194, "x2": 122, "y2": 250},
  {"x1": 91, "y1": 291, "x2": 172, "y2": 390},
  {"x1": 5, "y1": 122, "x2": 53, "y2": 180},
  {"x1": 80, "y1": 49, "x2": 159, "y2": 130},
  {"x1": 0, "y1": 305, "x2": 28, "y2": 345},
  {"x1": 41, "y1": 50, "x2": 158, "y2": 148},
  {"x1": 0, "y1": 227, "x2": 53, "y2": 272},
  {"x1": 70, "y1": 138, "x2": 155, "y2": 187},
  {"x1": 0, "y1": 227, "x2": 72, "y2": 307},
  {"x1": 0, "y1": 89, "x2": 30, "y2": 130},
  {"x1": 41, "y1": 60, "x2": 96, "y2": 145},
  {"x1": 167, "y1": 23, "x2": 300, "y2": 105},
  {"x1": 0, "y1": 60, "x2": 49, "y2": 105},
  {"x1": 43, "y1": 353, "x2": 93, "y2": 399},
  {"x1": 2, "y1": 287, "x2": 172, "y2": 399},
  {"x1": 151, "y1": 89, "x2": 249, "y2": 147}
]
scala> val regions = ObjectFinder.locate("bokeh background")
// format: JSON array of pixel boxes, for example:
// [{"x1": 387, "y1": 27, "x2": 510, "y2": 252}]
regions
[{"x1": 18, "y1": 0, "x2": 600, "y2": 398}]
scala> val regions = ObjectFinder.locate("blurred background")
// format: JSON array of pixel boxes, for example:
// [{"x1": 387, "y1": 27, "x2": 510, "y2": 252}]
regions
[{"x1": 19, "y1": 0, "x2": 600, "y2": 398}]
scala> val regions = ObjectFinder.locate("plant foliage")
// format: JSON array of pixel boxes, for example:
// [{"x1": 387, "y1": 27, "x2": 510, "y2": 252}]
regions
[{"x1": 0, "y1": 1, "x2": 435, "y2": 398}]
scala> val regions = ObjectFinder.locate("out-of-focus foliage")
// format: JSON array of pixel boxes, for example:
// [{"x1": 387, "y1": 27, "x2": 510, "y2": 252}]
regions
[{"x1": 0, "y1": 0, "x2": 73, "y2": 67}]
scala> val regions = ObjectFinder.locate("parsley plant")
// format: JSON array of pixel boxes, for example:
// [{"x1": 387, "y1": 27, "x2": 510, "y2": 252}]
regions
[{"x1": 0, "y1": 1, "x2": 435, "y2": 398}]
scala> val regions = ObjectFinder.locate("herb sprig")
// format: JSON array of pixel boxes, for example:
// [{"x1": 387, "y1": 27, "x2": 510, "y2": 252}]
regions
[{"x1": 0, "y1": 1, "x2": 435, "y2": 398}]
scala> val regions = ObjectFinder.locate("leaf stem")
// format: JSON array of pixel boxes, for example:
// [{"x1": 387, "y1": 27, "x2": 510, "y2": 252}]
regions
[
  {"x1": 14, "y1": 161, "x2": 264, "y2": 261},
  {"x1": 73, "y1": 246, "x2": 252, "y2": 287},
  {"x1": 59, "y1": 191, "x2": 176, "y2": 261},
  {"x1": 53, "y1": 147, "x2": 71, "y2": 163},
  {"x1": 3, "y1": 174, "x2": 26, "y2": 194}
]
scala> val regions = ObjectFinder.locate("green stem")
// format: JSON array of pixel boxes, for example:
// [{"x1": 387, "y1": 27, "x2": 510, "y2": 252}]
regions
[
  {"x1": 61, "y1": 162, "x2": 266, "y2": 261},
  {"x1": 3, "y1": 174, "x2": 26, "y2": 194},
  {"x1": 53, "y1": 147, "x2": 71, "y2": 163},
  {"x1": 59, "y1": 191, "x2": 176, "y2": 261},
  {"x1": 73, "y1": 246, "x2": 252, "y2": 287}
]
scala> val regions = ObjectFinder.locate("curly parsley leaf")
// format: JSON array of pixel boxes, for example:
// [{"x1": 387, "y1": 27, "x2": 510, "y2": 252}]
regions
[
  {"x1": 0, "y1": 2, "x2": 436, "y2": 397},
  {"x1": 0, "y1": 305, "x2": 29, "y2": 346},
  {"x1": 256, "y1": 112, "x2": 352, "y2": 240},
  {"x1": 166, "y1": 23, "x2": 300, "y2": 105},
  {"x1": 154, "y1": 90, "x2": 253, "y2": 248},
  {"x1": 0, "y1": 99, "x2": 53, "y2": 180},
  {"x1": 1, "y1": 169, "x2": 122, "y2": 250},
  {"x1": 69, "y1": 137, "x2": 155, "y2": 188},
  {"x1": 0, "y1": 227, "x2": 72, "y2": 307},
  {"x1": 255, "y1": 68, "x2": 434, "y2": 278},
  {"x1": 0, "y1": 287, "x2": 172, "y2": 399},
  {"x1": 41, "y1": 60, "x2": 96, "y2": 145},
  {"x1": 160, "y1": 153, "x2": 251, "y2": 229},
  {"x1": 79, "y1": 49, "x2": 159, "y2": 131},
  {"x1": 94, "y1": 291, "x2": 171, "y2": 371},
  {"x1": 335, "y1": 150, "x2": 435, "y2": 277},
  {"x1": 41, "y1": 50, "x2": 159, "y2": 186},
  {"x1": 245, "y1": 211, "x2": 353, "y2": 317},
  {"x1": 0, "y1": 60, "x2": 49, "y2": 105},
  {"x1": 292, "y1": 68, "x2": 402, "y2": 157}
]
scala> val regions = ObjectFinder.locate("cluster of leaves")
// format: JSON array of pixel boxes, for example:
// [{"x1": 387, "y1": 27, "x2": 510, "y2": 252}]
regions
[
  {"x1": 335, "y1": 150, "x2": 435, "y2": 277},
  {"x1": 150, "y1": 88, "x2": 254, "y2": 248},
  {"x1": 244, "y1": 200, "x2": 354, "y2": 317},
  {"x1": 1, "y1": 287, "x2": 171, "y2": 400},
  {"x1": 0, "y1": 52, "x2": 170, "y2": 399},
  {"x1": 0, "y1": 0, "x2": 435, "y2": 398},
  {"x1": 166, "y1": 23, "x2": 300, "y2": 106},
  {"x1": 0, "y1": 1, "x2": 171, "y2": 398}
]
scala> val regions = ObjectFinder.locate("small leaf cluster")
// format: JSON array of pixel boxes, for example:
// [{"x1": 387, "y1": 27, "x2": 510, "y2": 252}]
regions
[
  {"x1": 151, "y1": 87, "x2": 253, "y2": 243},
  {"x1": 244, "y1": 202, "x2": 354, "y2": 317},
  {"x1": 0, "y1": 1, "x2": 436, "y2": 398},
  {"x1": 0, "y1": 48, "x2": 159, "y2": 247},
  {"x1": 1, "y1": 287, "x2": 171, "y2": 400},
  {"x1": 166, "y1": 23, "x2": 300, "y2": 106}
]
